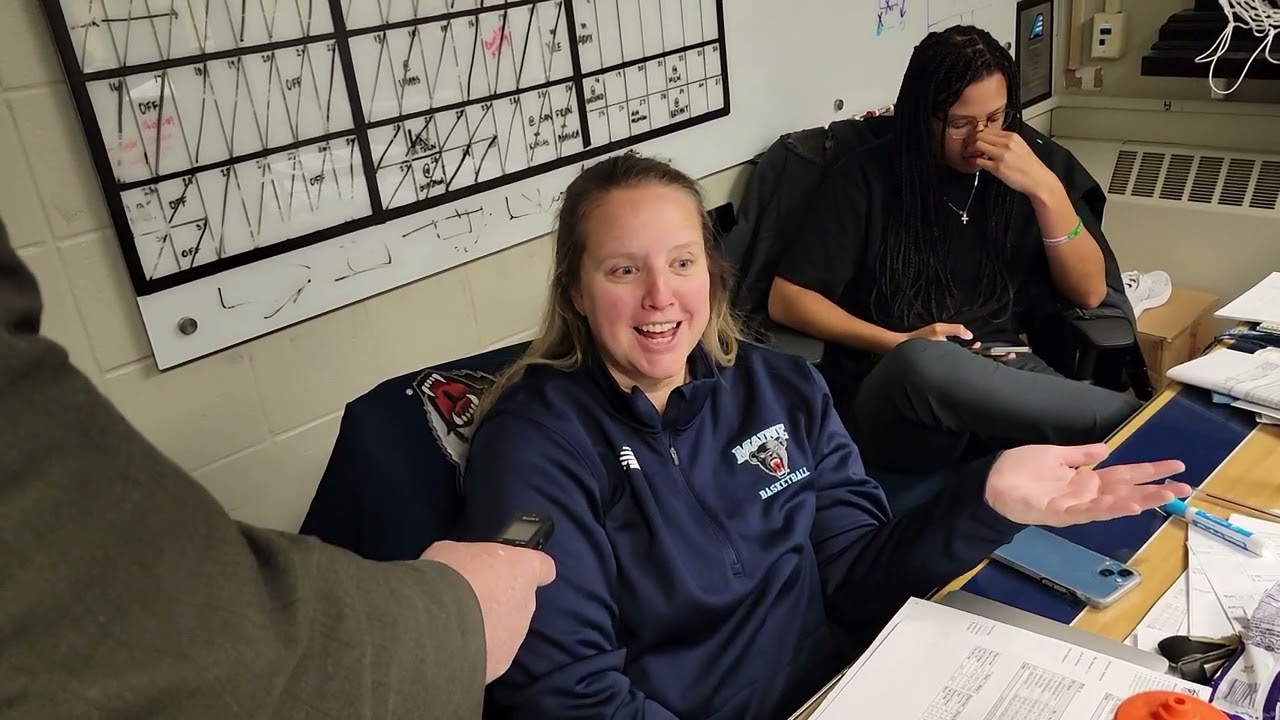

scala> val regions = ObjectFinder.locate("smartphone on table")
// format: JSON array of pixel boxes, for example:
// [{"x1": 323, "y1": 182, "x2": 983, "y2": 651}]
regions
[{"x1": 990, "y1": 526, "x2": 1141, "y2": 608}]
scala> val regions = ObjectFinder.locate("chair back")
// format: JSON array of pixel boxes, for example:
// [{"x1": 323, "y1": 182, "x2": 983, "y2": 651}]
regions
[{"x1": 298, "y1": 342, "x2": 529, "y2": 560}]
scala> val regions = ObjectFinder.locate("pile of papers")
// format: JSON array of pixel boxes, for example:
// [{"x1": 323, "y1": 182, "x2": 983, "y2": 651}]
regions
[
  {"x1": 1125, "y1": 515, "x2": 1280, "y2": 718},
  {"x1": 807, "y1": 598, "x2": 1207, "y2": 719},
  {"x1": 802, "y1": 517, "x2": 1280, "y2": 719},
  {"x1": 1130, "y1": 514, "x2": 1280, "y2": 654},
  {"x1": 1167, "y1": 347, "x2": 1280, "y2": 425},
  {"x1": 1177, "y1": 271, "x2": 1280, "y2": 425}
]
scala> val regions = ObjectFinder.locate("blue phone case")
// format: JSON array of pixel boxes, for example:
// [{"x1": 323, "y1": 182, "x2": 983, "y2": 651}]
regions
[{"x1": 990, "y1": 527, "x2": 1141, "y2": 608}]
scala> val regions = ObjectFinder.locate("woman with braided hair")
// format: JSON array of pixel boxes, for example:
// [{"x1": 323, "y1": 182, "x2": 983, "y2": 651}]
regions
[{"x1": 770, "y1": 25, "x2": 1141, "y2": 474}]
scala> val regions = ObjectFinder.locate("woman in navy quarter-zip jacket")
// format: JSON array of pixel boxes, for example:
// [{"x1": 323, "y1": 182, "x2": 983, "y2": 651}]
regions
[{"x1": 457, "y1": 154, "x2": 1190, "y2": 720}]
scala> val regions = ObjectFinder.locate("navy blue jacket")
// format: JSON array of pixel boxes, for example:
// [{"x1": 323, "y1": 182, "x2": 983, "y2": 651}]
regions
[{"x1": 460, "y1": 342, "x2": 1023, "y2": 719}]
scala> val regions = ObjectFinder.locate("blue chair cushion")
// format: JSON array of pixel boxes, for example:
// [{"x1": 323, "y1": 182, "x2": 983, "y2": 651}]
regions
[{"x1": 298, "y1": 342, "x2": 528, "y2": 561}]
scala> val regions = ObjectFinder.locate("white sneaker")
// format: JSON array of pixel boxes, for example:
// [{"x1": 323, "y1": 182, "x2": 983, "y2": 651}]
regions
[{"x1": 1122, "y1": 270, "x2": 1173, "y2": 317}]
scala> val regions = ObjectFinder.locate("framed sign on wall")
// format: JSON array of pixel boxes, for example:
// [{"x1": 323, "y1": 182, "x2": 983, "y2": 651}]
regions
[{"x1": 1016, "y1": 0, "x2": 1054, "y2": 108}]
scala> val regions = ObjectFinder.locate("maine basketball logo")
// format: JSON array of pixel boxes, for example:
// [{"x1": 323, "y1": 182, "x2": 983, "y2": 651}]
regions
[{"x1": 732, "y1": 424, "x2": 812, "y2": 500}]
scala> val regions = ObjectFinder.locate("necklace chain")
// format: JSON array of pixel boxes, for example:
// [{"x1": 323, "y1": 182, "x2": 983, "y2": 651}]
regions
[{"x1": 945, "y1": 172, "x2": 980, "y2": 225}]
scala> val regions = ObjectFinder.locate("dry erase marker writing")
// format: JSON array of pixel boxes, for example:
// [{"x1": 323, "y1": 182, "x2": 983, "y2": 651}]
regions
[{"x1": 1162, "y1": 499, "x2": 1268, "y2": 556}]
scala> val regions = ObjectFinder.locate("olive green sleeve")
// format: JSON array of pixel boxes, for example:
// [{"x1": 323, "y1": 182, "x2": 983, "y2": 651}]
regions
[{"x1": 0, "y1": 221, "x2": 486, "y2": 719}]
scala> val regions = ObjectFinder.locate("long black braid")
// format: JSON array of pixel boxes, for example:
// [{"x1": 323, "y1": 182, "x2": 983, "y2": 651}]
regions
[{"x1": 875, "y1": 25, "x2": 1023, "y2": 331}]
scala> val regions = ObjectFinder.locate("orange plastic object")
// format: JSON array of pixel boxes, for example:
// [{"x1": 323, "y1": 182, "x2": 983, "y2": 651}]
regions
[{"x1": 1114, "y1": 691, "x2": 1229, "y2": 720}]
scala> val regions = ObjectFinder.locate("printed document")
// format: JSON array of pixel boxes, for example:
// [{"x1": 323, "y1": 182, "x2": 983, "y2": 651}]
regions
[
  {"x1": 808, "y1": 598, "x2": 1206, "y2": 719},
  {"x1": 1187, "y1": 516, "x2": 1280, "y2": 634},
  {"x1": 1233, "y1": 398, "x2": 1280, "y2": 424},
  {"x1": 1167, "y1": 349, "x2": 1280, "y2": 411},
  {"x1": 1128, "y1": 571, "x2": 1189, "y2": 654},
  {"x1": 1216, "y1": 272, "x2": 1280, "y2": 324},
  {"x1": 1188, "y1": 551, "x2": 1238, "y2": 638}
]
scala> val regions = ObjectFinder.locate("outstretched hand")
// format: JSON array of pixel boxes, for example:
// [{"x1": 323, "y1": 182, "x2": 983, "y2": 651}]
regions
[{"x1": 984, "y1": 443, "x2": 1191, "y2": 527}]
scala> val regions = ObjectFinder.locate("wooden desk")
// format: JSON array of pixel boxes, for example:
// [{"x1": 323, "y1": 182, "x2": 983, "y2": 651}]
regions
[
  {"x1": 939, "y1": 373, "x2": 1280, "y2": 641},
  {"x1": 788, "y1": 377, "x2": 1280, "y2": 720},
  {"x1": 1063, "y1": 352, "x2": 1280, "y2": 639},
  {"x1": 1071, "y1": 418, "x2": 1280, "y2": 641}
]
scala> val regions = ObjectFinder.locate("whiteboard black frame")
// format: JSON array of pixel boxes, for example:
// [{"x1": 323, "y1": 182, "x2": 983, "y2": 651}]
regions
[{"x1": 38, "y1": 0, "x2": 730, "y2": 299}]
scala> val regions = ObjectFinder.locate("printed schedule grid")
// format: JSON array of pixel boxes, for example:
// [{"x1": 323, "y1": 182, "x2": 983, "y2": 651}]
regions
[
  {"x1": 576, "y1": 0, "x2": 724, "y2": 147},
  {"x1": 42, "y1": 0, "x2": 728, "y2": 295}
]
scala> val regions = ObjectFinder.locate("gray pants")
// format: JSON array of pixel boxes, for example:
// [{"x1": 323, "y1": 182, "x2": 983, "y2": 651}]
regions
[{"x1": 847, "y1": 338, "x2": 1143, "y2": 473}]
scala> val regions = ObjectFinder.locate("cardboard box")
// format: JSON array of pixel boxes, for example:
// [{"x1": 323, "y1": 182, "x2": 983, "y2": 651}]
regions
[{"x1": 1137, "y1": 287, "x2": 1220, "y2": 391}]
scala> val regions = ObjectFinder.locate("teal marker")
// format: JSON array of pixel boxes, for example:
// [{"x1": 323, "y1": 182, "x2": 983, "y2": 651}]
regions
[{"x1": 1163, "y1": 498, "x2": 1269, "y2": 556}]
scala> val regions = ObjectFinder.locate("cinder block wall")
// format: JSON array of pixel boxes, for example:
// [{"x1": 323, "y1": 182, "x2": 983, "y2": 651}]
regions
[{"x1": 0, "y1": 1, "x2": 748, "y2": 531}]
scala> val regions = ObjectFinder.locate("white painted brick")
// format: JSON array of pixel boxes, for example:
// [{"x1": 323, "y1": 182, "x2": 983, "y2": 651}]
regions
[
  {"x1": 698, "y1": 164, "x2": 750, "y2": 209},
  {"x1": 195, "y1": 414, "x2": 342, "y2": 532},
  {"x1": 0, "y1": 2, "x2": 64, "y2": 89},
  {"x1": 364, "y1": 266, "x2": 481, "y2": 375},
  {"x1": 466, "y1": 235, "x2": 553, "y2": 348},
  {"x1": 0, "y1": 104, "x2": 53, "y2": 248},
  {"x1": 246, "y1": 305, "x2": 390, "y2": 434},
  {"x1": 17, "y1": 245, "x2": 98, "y2": 378},
  {"x1": 59, "y1": 232, "x2": 151, "y2": 371},
  {"x1": 8, "y1": 86, "x2": 110, "y2": 238},
  {"x1": 103, "y1": 350, "x2": 270, "y2": 472},
  {"x1": 484, "y1": 327, "x2": 539, "y2": 352}
]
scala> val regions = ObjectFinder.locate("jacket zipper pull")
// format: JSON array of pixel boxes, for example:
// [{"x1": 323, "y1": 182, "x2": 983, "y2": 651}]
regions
[{"x1": 669, "y1": 446, "x2": 679, "y2": 466}]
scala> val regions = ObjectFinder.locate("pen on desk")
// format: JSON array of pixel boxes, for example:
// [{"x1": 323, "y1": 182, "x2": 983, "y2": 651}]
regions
[{"x1": 1162, "y1": 498, "x2": 1269, "y2": 556}]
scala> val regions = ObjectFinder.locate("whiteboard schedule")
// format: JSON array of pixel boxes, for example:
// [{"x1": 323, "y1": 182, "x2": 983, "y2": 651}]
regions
[{"x1": 40, "y1": 0, "x2": 729, "y2": 367}]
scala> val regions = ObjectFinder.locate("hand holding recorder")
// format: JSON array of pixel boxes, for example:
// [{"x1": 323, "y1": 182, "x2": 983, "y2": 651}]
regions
[{"x1": 421, "y1": 513, "x2": 556, "y2": 683}]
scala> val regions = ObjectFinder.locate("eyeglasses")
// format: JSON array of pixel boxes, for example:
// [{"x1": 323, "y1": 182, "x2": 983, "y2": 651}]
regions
[{"x1": 942, "y1": 108, "x2": 1017, "y2": 139}]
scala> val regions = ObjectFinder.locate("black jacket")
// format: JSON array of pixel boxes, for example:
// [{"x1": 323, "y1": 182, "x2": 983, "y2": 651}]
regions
[{"x1": 722, "y1": 114, "x2": 1143, "y2": 385}]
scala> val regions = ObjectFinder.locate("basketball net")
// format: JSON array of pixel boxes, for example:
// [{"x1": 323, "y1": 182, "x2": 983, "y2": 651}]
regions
[{"x1": 1196, "y1": 0, "x2": 1280, "y2": 95}]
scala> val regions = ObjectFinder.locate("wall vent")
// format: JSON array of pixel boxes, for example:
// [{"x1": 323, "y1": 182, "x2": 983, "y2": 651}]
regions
[
  {"x1": 1189, "y1": 156, "x2": 1224, "y2": 204},
  {"x1": 1109, "y1": 149, "x2": 1137, "y2": 195},
  {"x1": 1159, "y1": 154, "x2": 1194, "y2": 202},
  {"x1": 1108, "y1": 145, "x2": 1280, "y2": 212},
  {"x1": 1251, "y1": 161, "x2": 1280, "y2": 210}
]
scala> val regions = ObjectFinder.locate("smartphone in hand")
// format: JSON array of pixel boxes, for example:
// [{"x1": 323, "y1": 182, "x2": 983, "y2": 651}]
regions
[{"x1": 979, "y1": 344, "x2": 1031, "y2": 357}]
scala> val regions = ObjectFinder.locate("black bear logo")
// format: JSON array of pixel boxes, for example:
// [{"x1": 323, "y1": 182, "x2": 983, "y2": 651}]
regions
[{"x1": 749, "y1": 438, "x2": 789, "y2": 478}]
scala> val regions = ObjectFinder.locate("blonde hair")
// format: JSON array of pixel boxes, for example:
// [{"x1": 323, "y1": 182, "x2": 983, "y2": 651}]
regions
[{"x1": 478, "y1": 153, "x2": 744, "y2": 421}]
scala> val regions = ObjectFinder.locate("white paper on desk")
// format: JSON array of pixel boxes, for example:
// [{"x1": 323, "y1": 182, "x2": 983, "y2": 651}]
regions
[
  {"x1": 1188, "y1": 517, "x2": 1280, "y2": 635},
  {"x1": 1217, "y1": 272, "x2": 1280, "y2": 324},
  {"x1": 1129, "y1": 571, "x2": 1189, "y2": 654},
  {"x1": 1167, "y1": 349, "x2": 1280, "y2": 410},
  {"x1": 808, "y1": 598, "x2": 1207, "y2": 720},
  {"x1": 1233, "y1": 398, "x2": 1280, "y2": 422},
  {"x1": 1188, "y1": 546, "x2": 1246, "y2": 637}
]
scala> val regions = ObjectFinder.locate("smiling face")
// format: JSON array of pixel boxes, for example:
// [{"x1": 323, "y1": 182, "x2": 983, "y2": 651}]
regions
[
  {"x1": 572, "y1": 183, "x2": 711, "y2": 401},
  {"x1": 937, "y1": 72, "x2": 1010, "y2": 174}
]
